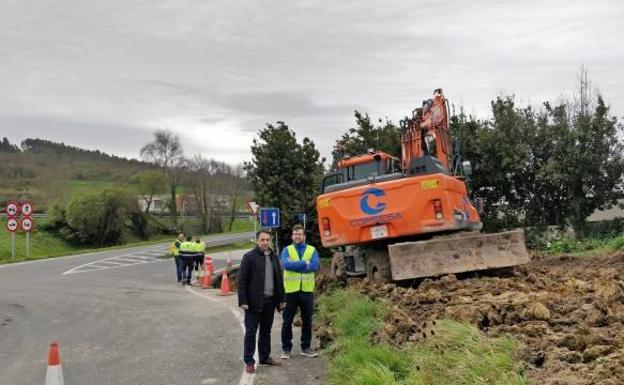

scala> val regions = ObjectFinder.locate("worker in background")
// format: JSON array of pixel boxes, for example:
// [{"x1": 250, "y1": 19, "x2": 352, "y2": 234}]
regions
[
  {"x1": 237, "y1": 229, "x2": 285, "y2": 373},
  {"x1": 172, "y1": 233, "x2": 185, "y2": 283},
  {"x1": 179, "y1": 235, "x2": 196, "y2": 286},
  {"x1": 194, "y1": 236, "x2": 205, "y2": 281},
  {"x1": 280, "y1": 224, "x2": 320, "y2": 359}
]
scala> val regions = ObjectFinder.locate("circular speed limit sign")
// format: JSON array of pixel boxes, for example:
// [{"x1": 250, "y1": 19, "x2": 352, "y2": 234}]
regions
[
  {"x1": 21, "y1": 201, "x2": 34, "y2": 216},
  {"x1": 20, "y1": 217, "x2": 34, "y2": 232},
  {"x1": 6, "y1": 201, "x2": 19, "y2": 217},
  {"x1": 6, "y1": 218, "x2": 18, "y2": 232}
]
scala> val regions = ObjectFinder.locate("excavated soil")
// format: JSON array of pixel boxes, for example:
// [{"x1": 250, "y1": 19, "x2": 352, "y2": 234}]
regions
[{"x1": 316, "y1": 252, "x2": 624, "y2": 385}]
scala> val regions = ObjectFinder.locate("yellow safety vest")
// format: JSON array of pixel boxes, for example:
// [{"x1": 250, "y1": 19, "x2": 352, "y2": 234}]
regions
[
  {"x1": 283, "y1": 244, "x2": 316, "y2": 293},
  {"x1": 172, "y1": 241, "x2": 181, "y2": 256},
  {"x1": 180, "y1": 241, "x2": 196, "y2": 256}
]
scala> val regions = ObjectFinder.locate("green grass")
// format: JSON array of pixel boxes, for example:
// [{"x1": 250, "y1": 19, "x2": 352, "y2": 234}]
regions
[
  {"x1": 222, "y1": 217, "x2": 257, "y2": 233},
  {"x1": 409, "y1": 320, "x2": 526, "y2": 385},
  {"x1": 1, "y1": 225, "x2": 254, "y2": 264},
  {"x1": 69, "y1": 180, "x2": 129, "y2": 197},
  {"x1": 0, "y1": 229, "x2": 173, "y2": 264},
  {"x1": 544, "y1": 234, "x2": 624, "y2": 256},
  {"x1": 0, "y1": 229, "x2": 81, "y2": 262},
  {"x1": 199, "y1": 240, "x2": 255, "y2": 255},
  {"x1": 317, "y1": 289, "x2": 527, "y2": 385}
]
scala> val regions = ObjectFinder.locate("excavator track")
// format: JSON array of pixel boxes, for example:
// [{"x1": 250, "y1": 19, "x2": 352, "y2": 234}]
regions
[{"x1": 387, "y1": 229, "x2": 530, "y2": 280}]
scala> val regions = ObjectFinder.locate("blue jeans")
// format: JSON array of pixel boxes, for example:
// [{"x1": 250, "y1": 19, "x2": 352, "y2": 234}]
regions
[
  {"x1": 243, "y1": 297, "x2": 275, "y2": 365},
  {"x1": 281, "y1": 291, "x2": 314, "y2": 351}
]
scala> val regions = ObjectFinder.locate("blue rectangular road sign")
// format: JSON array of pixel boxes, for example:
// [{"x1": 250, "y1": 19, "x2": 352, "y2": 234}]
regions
[{"x1": 259, "y1": 208, "x2": 280, "y2": 228}]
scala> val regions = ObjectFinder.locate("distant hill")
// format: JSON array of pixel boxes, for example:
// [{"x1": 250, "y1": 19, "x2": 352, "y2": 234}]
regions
[
  {"x1": 0, "y1": 137, "x2": 250, "y2": 212},
  {"x1": 0, "y1": 138, "x2": 157, "y2": 181},
  {"x1": 0, "y1": 137, "x2": 159, "y2": 209}
]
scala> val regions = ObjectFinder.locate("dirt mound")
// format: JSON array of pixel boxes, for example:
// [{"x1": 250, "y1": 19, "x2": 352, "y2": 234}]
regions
[{"x1": 316, "y1": 252, "x2": 624, "y2": 384}]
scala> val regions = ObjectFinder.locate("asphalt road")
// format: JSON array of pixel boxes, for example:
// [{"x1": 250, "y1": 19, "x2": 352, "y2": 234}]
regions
[{"x1": 0, "y1": 232, "x2": 255, "y2": 385}]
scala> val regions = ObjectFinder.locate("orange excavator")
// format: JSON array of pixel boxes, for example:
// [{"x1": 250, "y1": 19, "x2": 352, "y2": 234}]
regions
[{"x1": 316, "y1": 89, "x2": 529, "y2": 282}]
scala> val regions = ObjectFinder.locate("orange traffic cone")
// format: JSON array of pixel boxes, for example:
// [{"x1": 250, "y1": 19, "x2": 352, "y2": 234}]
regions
[
  {"x1": 201, "y1": 256, "x2": 214, "y2": 289},
  {"x1": 45, "y1": 342, "x2": 65, "y2": 385},
  {"x1": 200, "y1": 269, "x2": 213, "y2": 288},
  {"x1": 218, "y1": 268, "x2": 234, "y2": 296}
]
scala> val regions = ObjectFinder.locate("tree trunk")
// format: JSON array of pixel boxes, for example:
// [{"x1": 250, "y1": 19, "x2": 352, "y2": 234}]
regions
[
  {"x1": 170, "y1": 182, "x2": 177, "y2": 225},
  {"x1": 207, "y1": 205, "x2": 213, "y2": 234},
  {"x1": 145, "y1": 193, "x2": 153, "y2": 214},
  {"x1": 229, "y1": 195, "x2": 237, "y2": 231},
  {"x1": 201, "y1": 178, "x2": 208, "y2": 234}
]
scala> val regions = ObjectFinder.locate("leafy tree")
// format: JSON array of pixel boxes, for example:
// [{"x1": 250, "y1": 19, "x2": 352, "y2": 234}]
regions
[
  {"x1": 62, "y1": 188, "x2": 139, "y2": 246},
  {"x1": 0, "y1": 137, "x2": 19, "y2": 153},
  {"x1": 140, "y1": 129, "x2": 183, "y2": 221},
  {"x1": 332, "y1": 111, "x2": 401, "y2": 167},
  {"x1": 565, "y1": 96, "x2": 624, "y2": 232},
  {"x1": 245, "y1": 122, "x2": 324, "y2": 248},
  {"x1": 452, "y1": 87, "x2": 624, "y2": 232}
]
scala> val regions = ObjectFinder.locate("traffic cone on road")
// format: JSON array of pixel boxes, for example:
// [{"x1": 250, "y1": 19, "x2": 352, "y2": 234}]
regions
[
  {"x1": 201, "y1": 256, "x2": 214, "y2": 289},
  {"x1": 45, "y1": 342, "x2": 65, "y2": 385},
  {"x1": 218, "y1": 267, "x2": 234, "y2": 296}
]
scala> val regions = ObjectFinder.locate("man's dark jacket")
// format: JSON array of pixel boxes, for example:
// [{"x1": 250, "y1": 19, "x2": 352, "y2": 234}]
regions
[{"x1": 237, "y1": 246, "x2": 285, "y2": 311}]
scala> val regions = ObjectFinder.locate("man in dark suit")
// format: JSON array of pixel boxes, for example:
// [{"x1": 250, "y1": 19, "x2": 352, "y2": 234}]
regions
[{"x1": 237, "y1": 229, "x2": 285, "y2": 373}]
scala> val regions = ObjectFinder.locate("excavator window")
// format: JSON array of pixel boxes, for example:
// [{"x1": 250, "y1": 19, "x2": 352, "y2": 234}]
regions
[
  {"x1": 320, "y1": 171, "x2": 343, "y2": 193},
  {"x1": 351, "y1": 162, "x2": 380, "y2": 180}
]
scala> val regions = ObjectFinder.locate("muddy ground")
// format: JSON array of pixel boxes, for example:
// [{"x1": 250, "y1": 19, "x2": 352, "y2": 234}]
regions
[{"x1": 316, "y1": 252, "x2": 624, "y2": 385}]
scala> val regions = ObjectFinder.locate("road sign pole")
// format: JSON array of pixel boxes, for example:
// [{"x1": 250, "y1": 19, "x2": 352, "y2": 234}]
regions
[
  {"x1": 10, "y1": 232, "x2": 15, "y2": 260},
  {"x1": 25, "y1": 232, "x2": 30, "y2": 258}
]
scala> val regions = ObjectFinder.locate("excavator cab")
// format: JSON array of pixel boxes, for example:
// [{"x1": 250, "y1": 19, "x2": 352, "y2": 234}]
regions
[{"x1": 320, "y1": 151, "x2": 401, "y2": 193}]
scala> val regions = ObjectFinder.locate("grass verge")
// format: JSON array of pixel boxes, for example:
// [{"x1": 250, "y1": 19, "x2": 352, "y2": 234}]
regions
[
  {"x1": 544, "y1": 234, "x2": 624, "y2": 256},
  {"x1": 0, "y1": 231, "x2": 254, "y2": 265},
  {"x1": 317, "y1": 289, "x2": 527, "y2": 385}
]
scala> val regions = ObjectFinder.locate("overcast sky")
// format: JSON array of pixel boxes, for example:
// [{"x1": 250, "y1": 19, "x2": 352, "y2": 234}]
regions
[{"x1": 1, "y1": 0, "x2": 622, "y2": 164}]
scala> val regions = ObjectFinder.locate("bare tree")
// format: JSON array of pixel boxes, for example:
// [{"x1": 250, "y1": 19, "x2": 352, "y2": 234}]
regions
[
  {"x1": 185, "y1": 155, "x2": 210, "y2": 233},
  {"x1": 227, "y1": 164, "x2": 247, "y2": 231},
  {"x1": 132, "y1": 170, "x2": 167, "y2": 213},
  {"x1": 140, "y1": 129, "x2": 183, "y2": 221},
  {"x1": 573, "y1": 65, "x2": 598, "y2": 118}
]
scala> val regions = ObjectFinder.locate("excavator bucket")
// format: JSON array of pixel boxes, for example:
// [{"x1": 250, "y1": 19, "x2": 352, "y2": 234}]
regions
[{"x1": 387, "y1": 229, "x2": 530, "y2": 280}]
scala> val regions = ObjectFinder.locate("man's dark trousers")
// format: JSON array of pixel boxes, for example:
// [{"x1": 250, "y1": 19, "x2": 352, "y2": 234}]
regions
[
  {"x1": 174, "y1": 255, "x2": 182, "y2": 282},
  {"x1": 281, "y1": 291, "x2": 313, "y2": 351},
  {"x1": 243, "y1": 296, "x2": 275, "y2": 365},
  {"x1": 180, "y1": 255, "x2": 195, "y2": 284}
]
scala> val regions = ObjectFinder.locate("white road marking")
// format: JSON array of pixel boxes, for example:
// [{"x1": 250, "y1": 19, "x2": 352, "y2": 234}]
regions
[
  {"x1": 185, "y1": 287, "x2": 255, "y2": 385},
  {"x1": 113, "y1": 257, "x2": 150, "y2": 263},
  {"x1": 62, "y1": 253, "x2": 166, "y2": 275}
]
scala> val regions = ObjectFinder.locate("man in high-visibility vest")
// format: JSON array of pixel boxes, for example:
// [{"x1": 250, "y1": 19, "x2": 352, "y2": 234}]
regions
[
  {"x1": 179, "y1": 235, "x2": 197, "y2": 286},
  {"x1": 280, "y1": 224, "x2": 320, "y2": 359},
  {"x1": 172, "y1": 233, "x2": 185, "y2": 283},
  {"x1": 193, "y1": 237, "x2": 205, "y2": 281}
]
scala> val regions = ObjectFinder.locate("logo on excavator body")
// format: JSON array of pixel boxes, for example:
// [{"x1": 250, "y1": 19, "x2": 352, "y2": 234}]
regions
[{"x1": 360, "y1": 188, "x2": 386, "y2": 215}]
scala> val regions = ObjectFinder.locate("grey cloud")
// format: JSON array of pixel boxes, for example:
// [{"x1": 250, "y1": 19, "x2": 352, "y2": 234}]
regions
[{"x1": 0, "y1": 0, "x2": 622, "y2": 164}]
